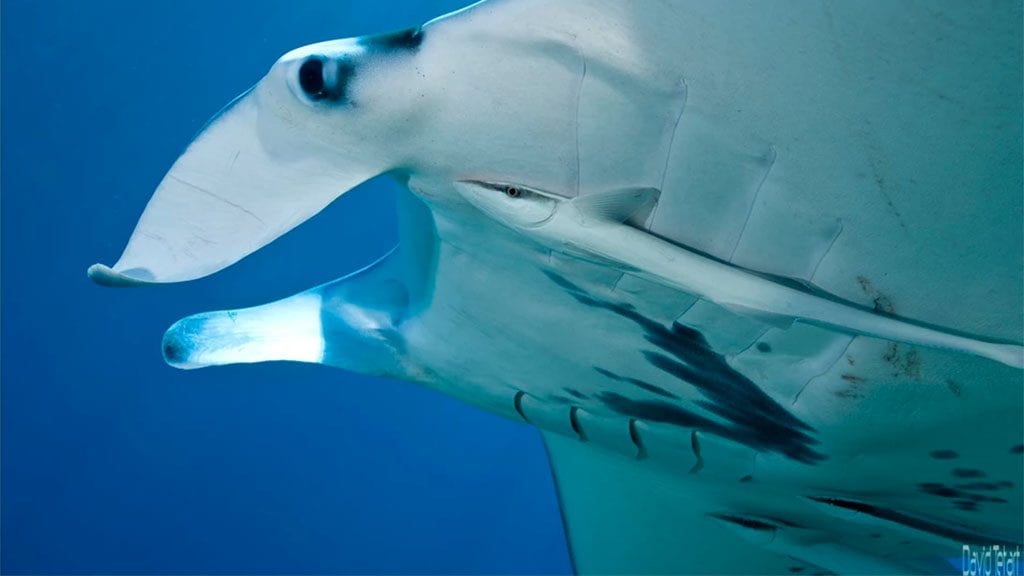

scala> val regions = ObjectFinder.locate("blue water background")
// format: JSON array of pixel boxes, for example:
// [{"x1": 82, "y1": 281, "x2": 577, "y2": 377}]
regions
[{"x1": 1, "y1": 1, "x2": 571, "y2": 572}]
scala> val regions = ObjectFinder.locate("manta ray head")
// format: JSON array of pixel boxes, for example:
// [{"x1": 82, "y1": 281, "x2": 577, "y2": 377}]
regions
[
  {"x1": 88, "y1": 29, "x2": 441, "y2": 286},
  {"x1": 90, "y1": 11, "x2": 593, "y2": 373},
  {"x1": 90, "y1": 19, "x2": 583, "y2": 287}
]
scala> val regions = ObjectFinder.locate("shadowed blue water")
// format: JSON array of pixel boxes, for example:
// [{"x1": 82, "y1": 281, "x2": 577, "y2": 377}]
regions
[{"x1": 1, "y1": 1, "x2": 571, "y2": 573}]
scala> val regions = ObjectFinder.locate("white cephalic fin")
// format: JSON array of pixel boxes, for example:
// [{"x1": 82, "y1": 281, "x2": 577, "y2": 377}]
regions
[{"x1": 162, "y1": 292, "x2": 325, "y2": 369}]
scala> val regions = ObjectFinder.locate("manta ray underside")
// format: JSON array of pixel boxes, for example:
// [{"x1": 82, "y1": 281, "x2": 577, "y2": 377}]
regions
[{"x1": 90, "y1": 1, "x2": 1023, "y2": 573}]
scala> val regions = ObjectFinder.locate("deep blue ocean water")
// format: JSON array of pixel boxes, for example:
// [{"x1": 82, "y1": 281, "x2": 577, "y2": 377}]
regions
[{"x1": 1, "y1": 1, "x2": 572, "y2": 573}]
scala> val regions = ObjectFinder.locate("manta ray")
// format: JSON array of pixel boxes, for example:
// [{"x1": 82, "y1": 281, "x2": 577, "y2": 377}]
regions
[{"x1": 89, "y1": 1, "x2": 1023, "y2": 573}]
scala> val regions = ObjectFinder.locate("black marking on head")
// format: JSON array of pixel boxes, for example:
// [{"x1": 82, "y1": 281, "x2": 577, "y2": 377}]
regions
[
  {"x1": 756, "y1": 342, "x2": 772, "y2": 353},
  {"x1": 951, "y1": 468, "x2": 986, "y2": 479},
  {"x1": 929, "y1": 449, "x2": 959, "y2": 460},
  {"x1": 808, "y1": 497, "x2": 1017, "y2": 545},
  {"x1": 361, "y1": 27, "x2": 424, "y2": 52},
  {"x1": 1011, "y1": 444, "x2": 1024, "y2": 454},
  {"x1": 544, "y1": 270, "x2": 823, "y2": 464},
  {"x1": 564, "y1": 388, "x2": 587, "y2": 400},
  {"x1": 594, "y1": 367, "x2": 680, "y2": 400},
  {"x1": 710, "y1": 513, "x2": 776, "y2": 532}
]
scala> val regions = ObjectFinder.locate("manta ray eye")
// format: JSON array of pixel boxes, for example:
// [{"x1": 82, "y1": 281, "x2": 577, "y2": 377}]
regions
[
  {"x1": 505, "y1": 186, "x2": 521, "y2": 198},
  {"x1": 298, "y1": 58, "x2": 326, "y2": 99}
]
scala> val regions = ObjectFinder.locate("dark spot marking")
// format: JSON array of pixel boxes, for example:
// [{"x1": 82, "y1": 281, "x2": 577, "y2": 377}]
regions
[
  {"x1": 599, "y1": 392, "x2": 720, "y2": 430},
  {"x1": 956, "y1": 482, "x2": 1004, "y2": 491},
  {"x1": 951, "y1": 468, "x2": 985, "y2": 479},
  {"x1": 857, "y1": 275, "x2": 896, "y2": 315},
  {"x1": 869, "y1": 532, "x2": 881, "y2": 539},
  {"x1": 739, "y1": 475, "x2": 753, "y2": 483},
  {"x1": 547, "y1": 395, "x2": 572, "y2": 405},
  {"x1": 564, "y1": 388, "x2": 587, "y2": 400},
  {"x1": 543, "y1": 269, "x2": 586, "y2": 293},
  {"x1": 997, "y1": 480, "x2": 1015, "y2": 488},
  {"x1": 756, "y1": 342, "x2": 772, "y2": 353},
  {"x1": 919, "y1": 482, "x2": 960, "y2": 498},
  {"x1": 789, "y1": 567, "x2": 805, "y2": 573},
  {"x1": 643, "y1": 350, "x2": 823, "y2": 463},
  {"x1": 946, "y1": 379, "x2": 962, "y2": 397},
  {"x1": 544, "y1": 270, "x2": 823, "y2": 464},
  {"x1": 594, "y1": 367, "x2": 680, "y2": 400},
  {"x1": 362, "y1": 27, "x2": 424, "y2": 51},
  {"x1": 841, "y1": 373, "x2": 866, "y2": 383},
  {"x1": 1011, "y1": 444, "x2": 1024, "y2": 454},
  {"x1": 929, "y1": 449, "x2": 959, "y2": 460},
  {"x1": 808, "y1": 497, "x2": 1018, "y2": 546},
  {"x1": 954, "y1": 500, "x2": 978, "y2": 512},
  {"x1": 883, "y1": 343, "x2": 921, "y2": 379},
  {"x1": 966, "y1": 493, "x2": 1007, "y2": 504},
  {"x1": 710, "y1": 513, "x2": 775, "y2": 532}
]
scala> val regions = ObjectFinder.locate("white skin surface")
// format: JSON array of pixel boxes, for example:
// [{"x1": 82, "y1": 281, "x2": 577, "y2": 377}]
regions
[{"x1": 453, "y1": 180, "x2": 1024, "y2": 369}]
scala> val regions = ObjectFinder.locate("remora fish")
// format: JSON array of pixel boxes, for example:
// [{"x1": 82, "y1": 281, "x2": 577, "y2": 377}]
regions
[{"x1": 454, "y1": 180, "x2": 1024, "y2": 368}]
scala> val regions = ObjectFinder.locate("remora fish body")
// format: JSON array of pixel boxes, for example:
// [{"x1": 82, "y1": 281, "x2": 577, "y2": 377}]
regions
[{"x1": 454, "y1": 182, "x2": 1024, "y2": 368}]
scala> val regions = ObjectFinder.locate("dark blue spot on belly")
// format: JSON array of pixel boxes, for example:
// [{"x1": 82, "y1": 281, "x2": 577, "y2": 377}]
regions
[
  {"x1": 594, "y1": 366, "x2": 680, "y2": 399},
  {"x1": 808, "y1": 496, "x2": 1018, "y2": 545},
  {"x1": 919, "y1": 482, "x2": 960, "y2": 498},
  {"x1": 709, "y1": 513, "x2": 776, "y2": 532},
  {"x1": 544, "y1": 269, "x2": 824, "y2": 464},
  {"x1": 929, "y1": 449, "x2": 959, "y2": 460}
]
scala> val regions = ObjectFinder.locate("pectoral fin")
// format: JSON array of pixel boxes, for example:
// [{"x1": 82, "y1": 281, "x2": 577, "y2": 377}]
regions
[{"x1": 571, "y1": 187, "x2": 660, "y2": 228}]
